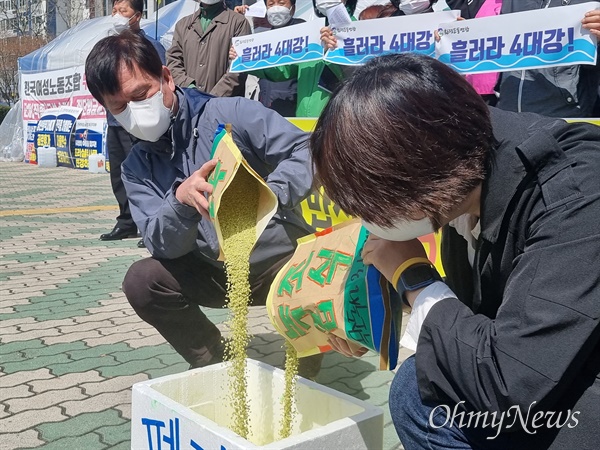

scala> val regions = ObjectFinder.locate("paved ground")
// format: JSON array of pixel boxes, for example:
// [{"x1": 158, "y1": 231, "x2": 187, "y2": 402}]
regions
[{"x1": 0, "y1": 162, "x2": 412, "y2": 449}]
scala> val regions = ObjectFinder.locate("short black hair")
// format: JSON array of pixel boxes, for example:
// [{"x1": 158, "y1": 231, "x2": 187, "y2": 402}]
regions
[
  {"x1": 113, "y1": 0, "x2": 144, "y2": 14},
  {"x1": 310, "y1": 53, "x2": 493, "y2": 228},
  {"x1": 85, "y1": 30, "x2": 162, "y2": 106}
]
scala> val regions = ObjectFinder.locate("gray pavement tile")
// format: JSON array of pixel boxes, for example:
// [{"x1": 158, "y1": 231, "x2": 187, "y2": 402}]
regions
[
  {"x1": 0, "y1": 384, "x2": 34, "y2": 402},
  {"x1": 125, "y1": 334, "x2": 168, "y2": 349},
  {"x1": 80, "y1": 373, "x2": 148, "y2": 396},
  {"x1": 0, "y1": 406, "x2": 67, "y2": 433},
  {"x1": 114, "y1": 402, "x2": 132, "y2": 420},
  {"x1": 43, "y1": 330, "x2": 104, "y2": 345},
  {"x1": 7, "y1": 386, "x2": 87, "y2": 413},
  {"x1": 0, "y1": 429, "x2": 45, "y2": 449},
  {"x1": 28, "y1": 371, "x2": 104, "y2": 393},
  {"x1": 0, "y1": 368, "x2": 54, "y2": 386},
  {"x1": 61, "y1": 391, "x2": 133, "y2": 417},
  {"x1": 18, "y1": 318, "x2": 77, "y2": 332}
]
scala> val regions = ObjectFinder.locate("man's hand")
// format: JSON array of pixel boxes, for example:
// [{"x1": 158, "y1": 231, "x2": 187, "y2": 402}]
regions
[
  {"x1": 361, "y1": 235, "x2": 428, "y2": 284},
  {"x1": 233, "y1": 4, "x2": 249, "y2": 14},
  {"x1": 327, "y1": 334, "x2": 369, "y2": 358},
  {"x1": 175, "y1": 159, "x2": 218, "y2": 220},
  {"x1": 582, "y1": 9, "x2": 600, "y2": 37},
  {"x1": 434, "y1": 16, "x2": 464, "y2": 42},
  {"x1": 320, "y1": 26, "x2": 337, "y2": 50},
  {"x1": 229, "y1": 44, "x2": 237, "y2": 61}
]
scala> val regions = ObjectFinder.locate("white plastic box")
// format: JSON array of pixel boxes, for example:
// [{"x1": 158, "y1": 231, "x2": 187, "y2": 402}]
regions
[
  {"x1": 131, "y1": 358, "x2": 383, "y2": 450},
  {"x1": 88, "y1": 153, "x2": 106, "y2": 173},
  {"x1": 37, "y1": 146, "x2": 57, "y2": 167}
]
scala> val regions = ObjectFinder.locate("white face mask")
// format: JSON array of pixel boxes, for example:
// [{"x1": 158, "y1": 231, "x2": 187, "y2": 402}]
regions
[
  {"x1": 398, "y1": 0, "x2": 431, "y2": 15},
  {"x1": 112, "y1": 14, "x2": 131, "y2": 33},
  {"x1": 315, "y1": 0, "x2": 342, "y2": 15},
  {"x1": 362, "y1": 217, "x2": 435, "y2": 241},
  {"x1": 114, "y1": 80, "x2": 172, "y2": 142},
  {"x1": 267, "y1": 5, "x2": 292, "y2": 27},
  {"x1": 202, "y1": 0, "x2": 222, "y2": 5}
]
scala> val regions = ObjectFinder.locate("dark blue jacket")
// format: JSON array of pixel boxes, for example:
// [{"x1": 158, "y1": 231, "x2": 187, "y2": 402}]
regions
[{"x1": 121, "y1": 88, "x2": 314, "y2": 274}]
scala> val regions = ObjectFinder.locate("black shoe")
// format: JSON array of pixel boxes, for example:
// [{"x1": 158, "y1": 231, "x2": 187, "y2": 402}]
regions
[
  {"x1": 189, "y1": 338, "x2": 228, "y2": 370},
  {"x1": 99, "y1": 226, "x2": 138, "y2": 241},
  {"x1": 137, "y1": 239, "x2": 145, "y2": 248}
]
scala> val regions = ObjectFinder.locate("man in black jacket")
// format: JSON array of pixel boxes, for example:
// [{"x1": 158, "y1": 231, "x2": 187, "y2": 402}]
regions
[{"x1": 310, "y1": 53, "x2": 600, "y2": 449}]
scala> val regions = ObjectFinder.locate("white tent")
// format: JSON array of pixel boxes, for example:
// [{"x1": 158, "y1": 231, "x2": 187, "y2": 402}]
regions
[
  {"x1": 19, "y1": 0, "x2": 202, "y2": 73},
  {"x1": 18, "y1": 0, "x2": 321, "y2": 73}
]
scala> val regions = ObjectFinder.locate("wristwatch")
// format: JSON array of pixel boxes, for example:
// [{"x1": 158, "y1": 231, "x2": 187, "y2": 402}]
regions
[{"x1": 396, "y1": 263, "x2": 442, "y2": 306}]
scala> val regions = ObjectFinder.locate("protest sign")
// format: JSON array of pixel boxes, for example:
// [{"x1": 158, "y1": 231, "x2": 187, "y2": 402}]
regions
[
  {"x1": 324, "y1": 10, "x2": 459, "y2": 66},
  {"x1": 436, "y1": 2, "x2": 600, "y2": 74},
  {"x1": 230, "y1": 19, "x2": 326, "y2": 72},
  {"x1": 267, "y1": 219, "x2": 402, "y2": 370},
  {"x1": 31, "y1": 106, "x2": 82, "y2": 168},
  {"x1": 20, "y1": 65, "x2": 106, "y2": 167}
]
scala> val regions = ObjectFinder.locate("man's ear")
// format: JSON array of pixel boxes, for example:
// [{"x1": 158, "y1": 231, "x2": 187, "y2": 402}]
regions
[{"x1": 163, "y1": 65, "x2": 176, "y2": 92}]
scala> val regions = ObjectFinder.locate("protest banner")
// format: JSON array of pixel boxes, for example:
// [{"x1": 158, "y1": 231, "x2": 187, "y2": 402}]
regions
[
  {"x1": 20, "y1": 65, "x2": 106, "y2": 167},
  {"x1": 324, "y1": 10, "x2": 459, "y2": 66},
  {"x1": 230, "y1": 19, "x2": 326, "y2": 72},
  {"x1": 31, "y1": 106, "x2": 82, "y2": 167},
  {"x1": 436, "y1": 1, "x2": 600, "y2": 74},
  {"x1": 267, "y1": 219, "x2": 402, "y2": 370}
]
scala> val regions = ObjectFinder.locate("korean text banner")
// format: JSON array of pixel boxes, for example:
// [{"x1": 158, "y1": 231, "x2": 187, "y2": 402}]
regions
[
  {"x1": 230, "y1": 19, "x2": 326, "y2": 73},
  {"x1": 20, "y1": 65, "x2": 107, "y2": 167},
  {"x1": 324, "y1": 10, "x2": 459, "y2": 66},
  {"x1": 436, "y1": 2, "x2": 600, "y2": 74},
  {"x1": 266, "y1": 220, "x2": 402, "y2": 370},
  {"x1": 35, "y1": 106, "x2": 82, "y2": 168}
]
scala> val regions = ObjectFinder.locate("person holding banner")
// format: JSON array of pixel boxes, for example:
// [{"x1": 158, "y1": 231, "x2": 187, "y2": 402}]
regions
[
  {"x1": 497, "y1": 1, "x2": 600, "y2": 117},
  {"x1": 85, "y1": 30, "x2": 324, "y2": 378},
  {"x1": 234, "y1": 0, "x2": 306, "y2": 117},
  {"x1": 310, "y1": 53, "x2": 600, "y2": 448},
  {"x1": 234, "y1": 0, "x2": 358, "y2": 117},
  {"x1": 100, "y1": 0, "x2": 166, "y2": 245},
  {"x1": 166, "y1": 0, "x2": 251, "y2": 97}
]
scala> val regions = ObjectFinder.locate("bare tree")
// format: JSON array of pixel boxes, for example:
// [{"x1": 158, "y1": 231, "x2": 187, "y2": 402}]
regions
[
  {"x1": 0, "y1": 0, "x2": 49, "y2": 37},
  {"x1": 0, "y1": 36, "x2": 47, "y2": 105},
  {"x1": 0, "y1": 0, "x2": 107, "y2": 39}
]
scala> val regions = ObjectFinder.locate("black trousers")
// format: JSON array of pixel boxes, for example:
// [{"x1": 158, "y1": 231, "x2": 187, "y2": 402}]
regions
[
  {"x1": 122, "y1": 252, "x2": 289, "y2": 367},
  {"x1": 106, "y1": 126, "x2": 136, "y2": 231}
]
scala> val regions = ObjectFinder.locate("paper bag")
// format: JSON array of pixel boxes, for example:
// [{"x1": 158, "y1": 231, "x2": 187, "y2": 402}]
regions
[{"x1": 267, "y1": 219, "x2": 402, "y2": 370}]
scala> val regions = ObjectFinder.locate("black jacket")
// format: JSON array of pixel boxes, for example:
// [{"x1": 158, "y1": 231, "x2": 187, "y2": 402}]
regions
[{"x1": 421, "y1": 108, "x2": 600, "y2": 448}]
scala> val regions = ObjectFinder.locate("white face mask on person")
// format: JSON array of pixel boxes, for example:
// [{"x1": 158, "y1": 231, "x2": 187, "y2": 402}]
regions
[
  {"x1": 397, "y1": 0, "x2": 431, "y2": 15},
  {"x1": 112, "y1": 14, "x2": 131, "y2": 33},
  {"x1": 362, "y1": 217, "x2": 435, "y2": 241},
  {"x1": 315, "y1": 0, "x2": 342, "y2": 15},
  {"x1": 201, "y1": 0, "x2": 222, "y2": 5},
  {"x1": 267, "y1": 5, "x2": 293, "y2": 27},
  {"x1": 113, "y1": 80, "x2": 172, "y2": 142}
]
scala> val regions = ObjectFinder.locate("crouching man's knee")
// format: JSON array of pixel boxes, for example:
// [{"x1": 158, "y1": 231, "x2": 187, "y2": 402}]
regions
[{"x1": 122, "y1": 258, "x2": 171, "y2": 312}]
